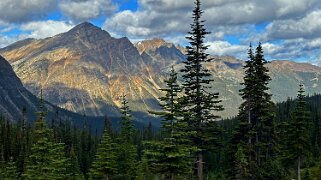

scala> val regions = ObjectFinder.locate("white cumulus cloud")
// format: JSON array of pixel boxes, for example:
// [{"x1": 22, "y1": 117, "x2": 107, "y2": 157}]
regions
[
  {"x1": 0, "y1": 0, "x2": 56, "y2": 23},
  {"x1": 267, "y1": 10, "x2": 321, "y2": 40},
  {"x1": 206, "y1": 41, "x2": 247, "y2": 58},
  {"x1": 20, "y1": 20, "x2": 74, "y2": 39},
  {"x1": 59, "y1": 0, "x2": 117, "y2": 22}
]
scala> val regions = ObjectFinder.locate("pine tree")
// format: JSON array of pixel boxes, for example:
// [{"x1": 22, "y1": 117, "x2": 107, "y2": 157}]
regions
[
  {"x1": 24, "y1": 90, "x2": 68, "y2": 179},
  {"x1": 17, "y1": 107, "x2": 28, "y2": 178},
  {"x1": 230, "y1": 43, "x2": 276, "y2": 178},
  {"x1": 51, "y1": 142, "x2": 69, "y2": 179},
  {"x1": 115, "y1": 94, "x2": 138, "y2": 179},
  {"x1": 66, "y1": 144, "x2": 82, "y2": 179},
  {"x1": 252, "y1": 43, "x2": 276, "y2": 166},
  {"x1": 234, "y1": 145, "x2": 250, "y2": 180},
  {"x1": 119, "y1": 93, "x2": 134, "y2": 143},
  {"x1": 23, "y1": 90, "x2": 54, "y2": 179},
  {"x1": 181, "y1": 0, "x2": 223, "y2": 179},
  {"x1": 1, "y1": 157, "x2": 18, "y2": 179},
  {"x1": 145, "y1": 67, "x2": 193, "y2": 178},
  {"x1": 90, "y1": 127, "x2": 117, "y2": 180},
  {"x1": 229, "y1": 45, "x2": 255, "y2": 178},
  {"x1": 283, "y1": 83, "x2": 311, "y2": 180}
]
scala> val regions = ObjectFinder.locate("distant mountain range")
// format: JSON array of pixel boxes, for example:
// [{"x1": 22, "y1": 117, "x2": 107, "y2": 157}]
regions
[
  {"x1": 0, "y1": 54, "x2": 104, "y2": 132},
  {"x1": 1, "y1": 22, "x2": 321, "y2": 122}
]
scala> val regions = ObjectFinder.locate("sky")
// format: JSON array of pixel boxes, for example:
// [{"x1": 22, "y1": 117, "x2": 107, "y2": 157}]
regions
[{"x1": 1, "y1": 0, "x2": 321, "y2": 65}]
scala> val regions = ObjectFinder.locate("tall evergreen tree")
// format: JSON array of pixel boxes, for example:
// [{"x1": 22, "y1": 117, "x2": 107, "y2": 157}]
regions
[
  {"x1": 283, "y1": 83, "x2": 311, "y2": 180},
  {"x1": 145, "y1": 67, "x2": 192, "y2": 179},
  {"x1": 115, "y1": 94, "x2": 138, "y2": 179},
  {"x1": 66, "y1": 144, "x2": 82, "y2": 179},
  {"x1": 252, "y1": 43, "x2": 276, "y2": 166},
  {"x1": 17, "y1": 107, "x2": 28, "y2": 178},
  {"x1": 23, "y1": 89, "x2": 54, "y2": 179},
  {"x1": 231, "y1": 43, "x2": 276, "y2": 178},
  {"x1": 119, "y1": 93, "x2": 134, "y2": 143},
  {"x1": 229, "y1": 45, "x2": 255, "y2": 178},
  {"x1": 181, "y1": 0, "x2": 223, "y2": 179},
  {"x1": 79, "y1": 121, "x2": 93, "y2": 179},
  {"x1": 24, "y1": 90, "x2": 68, "y2": 179},
  {"x1": 90, "y1": 120, "x2": 117, "y2": 180},
  {"x1": 90, "y1": 127, "x2": 116, "y2": 180},
  {"x1": 51, "y1": 142, "x2": 69, "y2": 179}
]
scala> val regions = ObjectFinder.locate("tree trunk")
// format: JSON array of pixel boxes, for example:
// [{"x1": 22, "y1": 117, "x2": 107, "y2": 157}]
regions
[
  {"x1": 298, "y1": 156, "x2": 301, "y2": 180},
  {"x1": 171, "y1": 174, "x2": 174, "y2": 180},
  {"x1": 103, "y1": 174, "x2": 109, "y2": 180},
  {"x1": 197, "y1": 152, "x2": 203, "y2": 180}
]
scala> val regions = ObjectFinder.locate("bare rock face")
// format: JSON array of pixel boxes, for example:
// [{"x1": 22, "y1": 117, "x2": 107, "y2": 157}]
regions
[
  {"x1": 0, "y1": 55, "x2": 35, "y2": 120},
  {"x1": 0, "y1": 55, "x2": 102, "y2": 130},
  {"x1": 135, "y1": 38, "x2": 185, "y2": 70},
  {"x1": 2, "y1": 22, "x2": 321, "y2": 120}
]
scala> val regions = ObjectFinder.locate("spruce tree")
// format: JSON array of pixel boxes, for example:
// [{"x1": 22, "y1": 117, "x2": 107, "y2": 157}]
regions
[
  {"x1": 145, "y1": 67, "x2": 192, "y2": 178},
  {"x1": 181, "y1": 0, "x2": 223, "y2": 179},
  {"x1": 51, "y1": 142, "x2": 69, "y2": 179},
  {"x1": 283, "y1": 83, "x2": 311, "y2": 180},
  {"x1": 23, "y1": 90, "x2": 55, "y2": 179},
  {"x1": 17, "y1": 107, "x2": 28, "y2": 178},
  {"x1": 252, "y1": 43, "x2": 276, "y2": 166},
  {"x1": 115, "y1": 94, "x2": 137, "y2": 179},
  {"x1": 229, "y1": 45, "x2": 255, "y2": 178},
  {"x1": 66, "y1": 144, "x2": 82, "y2": 179},
  {"x1": 24, "y1": 90, "x2": 68, "y2": 179},
  {"x1": 1, "y1": 157, "x2": 18, "y2": 179},
  {"x1": 231, "y1": 43, "x2": 276, "y2": 178},
  {"x1": 90, "y1": 127, "x2": 116, "y2": 180},
  {"x1": 234, "y1": 145, "x2": 250, "y2": 180}
]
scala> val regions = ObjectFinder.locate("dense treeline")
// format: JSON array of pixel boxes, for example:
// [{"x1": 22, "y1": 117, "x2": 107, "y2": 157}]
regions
[
  {"x1": 1, "y1": 0, "x2": 321, "y2": 179},
  {"x1": 2, "y1": 92, "x2": 321, "y2": 179},
  {"x1": 0, "y1": 94, "x2": 156, "y2": 179}
]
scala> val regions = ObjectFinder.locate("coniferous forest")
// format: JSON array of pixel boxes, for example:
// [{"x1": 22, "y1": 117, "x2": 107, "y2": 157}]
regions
[{"x1": 1, "y1": 0, "x2": 321, "y2": 180}]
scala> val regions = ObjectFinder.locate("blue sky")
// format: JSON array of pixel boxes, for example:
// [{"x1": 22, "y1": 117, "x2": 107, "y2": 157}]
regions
[{"x1": 1, "y1": 0, "x2": 321, "y2": 65}]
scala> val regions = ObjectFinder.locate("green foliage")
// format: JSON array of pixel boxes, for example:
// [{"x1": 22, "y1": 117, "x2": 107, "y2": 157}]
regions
[
  {"x1": 281, "y1": 84, "x2": 312, "y2": 179},
  {"x1": 0, "y1": 157, "x2": 18, "y2": 179},
  {"x1": 230, "y1": 43, "x2": 276, "y2": 178},
  {"x1": 24, "y1": 119, "x2": 68, "y2": 179},
  {"x1": 255, "y1": 159, "x2": 286, "y2": 180},
  {"x1": 52, "y1": 142, "x2": 69, "y2": 179},
  {"x1": 180, "y1": 0, "x2": 223, "y2": 178},
  {"x1": 234, "y1": 144, "x2": 250, "y2": 180},
  {"x1": 119, "y1": 93, "x2": 134, "y2": 143},
  {"x1": 90, "y1": 128, "x2": 116, "y2": 179},
  {"x1": 115, "y1": 94, "x2": 138, "y2": 179},
  {"x1": 303, "y1": 169, "x2": 313, "y2": 180},
  {"x1": 144, "y1": 67, "x2": 193, "y2": 178},
  {"x1": 115, "y1": 143, "x2": 137, "y2": 179},
  {"x1": 23, "y1": 92, "x2": 70, "y2": 179},
  {"x1": 66, "y1": 145, "x2": 82, "y2": 179}
]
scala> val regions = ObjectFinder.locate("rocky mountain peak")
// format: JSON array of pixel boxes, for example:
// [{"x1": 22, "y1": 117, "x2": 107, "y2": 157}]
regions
[
  {"x1": 69, "y1": 22, "x2": 100, "y2": 32},
  {"x1": 65, "y1": 21, "x2": 111, "y2": 40},
  {"x1": 135, "y1": 38, "x2": 174, "y2": 54}
]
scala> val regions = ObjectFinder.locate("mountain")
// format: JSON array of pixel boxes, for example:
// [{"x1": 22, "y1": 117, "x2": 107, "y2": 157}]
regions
[
  {"x1": 0, "y1": 54, "x2": 104, "y2": 131},
  {"x1": 178, "y1": 57, "x2": 321, "y2": 117},
  {"x1": 134, "y1": 38, "x2": 185, "y2": 71},
  {"x1": 1, "y1": 22, "x2": 321, "y2": 120},
  {"x1": 0, "y1": 22, "x2": 163, "y2": 124}
]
